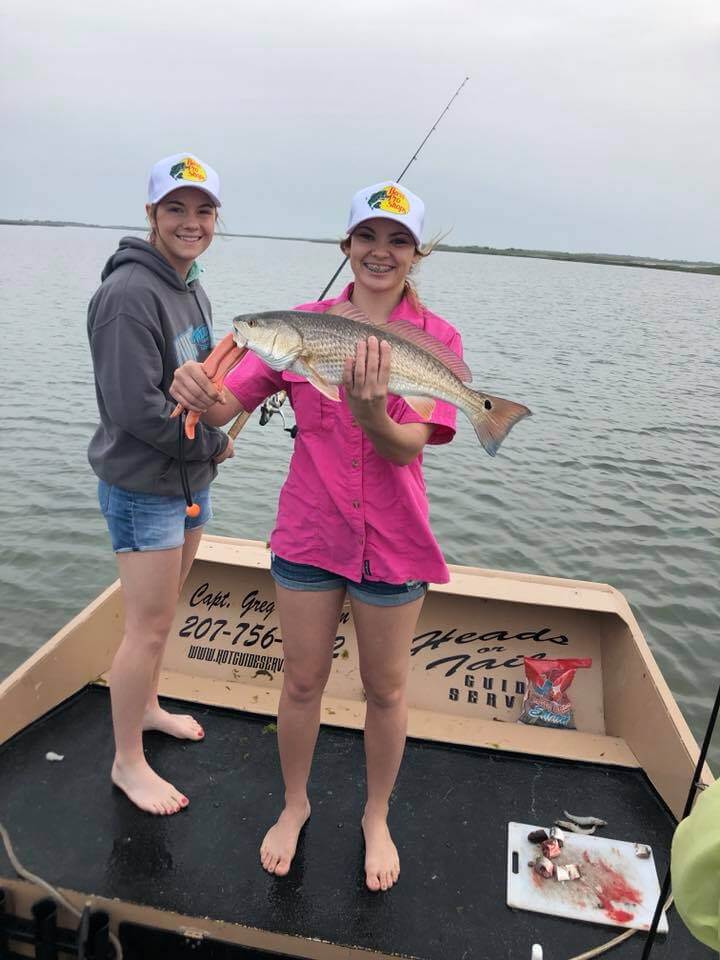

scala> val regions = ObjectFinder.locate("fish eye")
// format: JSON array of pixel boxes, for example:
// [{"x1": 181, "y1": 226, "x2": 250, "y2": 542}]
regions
[{"x1": 247, "y1": 319, "x2": 256, "y2": 327}]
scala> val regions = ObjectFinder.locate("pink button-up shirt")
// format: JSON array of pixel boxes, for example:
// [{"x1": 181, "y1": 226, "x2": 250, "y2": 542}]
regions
[{"x1": 224, "y1": 284, "x2": 462, "y2": 585}]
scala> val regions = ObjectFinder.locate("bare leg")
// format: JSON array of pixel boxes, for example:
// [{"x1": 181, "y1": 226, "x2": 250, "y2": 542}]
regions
[
  {"x1": 352, "y1": 593, "x2": 425, "y2": 891},
  {"x1": 259, "y1": 585, "x2": 345, "y2": 875},
  {"x1": 110, "y1": 546, "x2": 190, "y2": 814},
  {"x1": 143, "y1": 527, "x2": 205, "y2": 741}
]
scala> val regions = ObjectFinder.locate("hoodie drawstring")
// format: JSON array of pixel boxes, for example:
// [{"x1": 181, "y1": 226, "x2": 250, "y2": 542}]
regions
[
  {"x1": 177, "y1": 287, "x2": 211, "y2": 517},
  {"x1": 178, "y1": 414, "x2": 200, "y2": 517}
]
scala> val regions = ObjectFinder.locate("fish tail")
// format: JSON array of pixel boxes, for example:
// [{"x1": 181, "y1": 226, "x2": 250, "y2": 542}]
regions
[{"x1": 467, "y1": 391, "x2": 532, "y2": 456}]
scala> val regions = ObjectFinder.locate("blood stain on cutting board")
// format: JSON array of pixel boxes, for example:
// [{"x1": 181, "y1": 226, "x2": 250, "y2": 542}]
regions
[
  {"x1": 582, "y1": 851, "x2": 642, "y2": 924},
  {"x1": 529, "y1": 849, "x2": 643, "y2": 926}
]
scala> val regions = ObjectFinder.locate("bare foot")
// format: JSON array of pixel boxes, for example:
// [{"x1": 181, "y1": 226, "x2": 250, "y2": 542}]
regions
[
  {"x1": 143, "y1": 706, "x2": 204, "y2": 740},
  {"x1": 111, "y1": 757, "x2": 189, "y2": 815},
  {"x1": 362, "y1": 811, "x2": 400, "y2": 891},
  {"x1": 260, "y1": 800, "x2": 311, "y2": 876}
]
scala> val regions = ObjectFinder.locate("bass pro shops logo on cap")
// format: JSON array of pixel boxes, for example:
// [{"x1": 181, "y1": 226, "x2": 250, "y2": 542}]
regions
[
  {"x1": 170, "y1": 156, "x2": 207, "y2": 184},
  {"x1": 367, "y1": 185, "x2": 410, "y2": 216},
  {"x1": 148, "y1": 152, "x2": 221, "y2": 206},
  {"x1": 347, "y1": 180, "x2": 423, "y2": 245}
]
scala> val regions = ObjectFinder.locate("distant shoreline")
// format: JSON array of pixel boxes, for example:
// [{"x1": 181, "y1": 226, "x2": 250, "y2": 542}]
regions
[{"x1": 2, "y1": 218, "x2": 718, "y2": 276}]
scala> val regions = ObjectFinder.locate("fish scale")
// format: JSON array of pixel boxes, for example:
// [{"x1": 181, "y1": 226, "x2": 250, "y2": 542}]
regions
[{"x1": 232, "y1": 309, "x2": 532, "y2": 456}]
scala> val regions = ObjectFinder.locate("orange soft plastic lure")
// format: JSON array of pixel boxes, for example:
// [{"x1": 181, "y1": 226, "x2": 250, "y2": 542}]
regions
[{"x1": 171, "y1": 333, "x2": 247, "y2": 439}]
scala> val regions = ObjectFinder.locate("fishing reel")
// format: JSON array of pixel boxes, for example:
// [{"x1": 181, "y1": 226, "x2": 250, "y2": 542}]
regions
[{"x1": 259, "y1": 390, "x2": 297, "y2": 438}]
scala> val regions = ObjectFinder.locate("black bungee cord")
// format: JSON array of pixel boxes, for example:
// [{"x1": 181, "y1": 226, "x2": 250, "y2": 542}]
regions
[{"x1": 178, "y1": 412, "x2": 200, "y2": 517}]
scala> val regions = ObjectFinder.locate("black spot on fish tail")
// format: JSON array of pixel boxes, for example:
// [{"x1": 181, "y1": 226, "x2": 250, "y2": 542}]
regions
[{"x1": 470, "y1": 393, "x2": 532, "y2": 456}]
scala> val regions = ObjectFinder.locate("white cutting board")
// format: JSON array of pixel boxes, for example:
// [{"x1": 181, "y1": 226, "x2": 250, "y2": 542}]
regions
[{"x1": 507, "y1": 822, "x2": 668, "y2": 933}]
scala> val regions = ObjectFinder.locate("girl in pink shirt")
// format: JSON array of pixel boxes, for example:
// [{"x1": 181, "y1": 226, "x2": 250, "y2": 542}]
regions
[{"x1": 171, "y1": 181, "x2": 462, "y2": 892}]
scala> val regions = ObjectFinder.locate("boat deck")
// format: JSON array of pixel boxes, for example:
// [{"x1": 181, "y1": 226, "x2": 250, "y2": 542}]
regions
[{"x1": 0, "y1": 686, "x2": 712, "y2": 959}]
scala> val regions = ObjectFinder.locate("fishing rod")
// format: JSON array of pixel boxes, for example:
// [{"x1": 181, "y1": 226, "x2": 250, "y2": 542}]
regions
[
  {"x1": 639, "y1": 678, "x2": 720, "y2": 959},
  {"x1": 225, "y1": 75, "x2": 470, "y2": 442},
  {"x1": 318, "y1": 74, "x2": 469, "y2": 301}
]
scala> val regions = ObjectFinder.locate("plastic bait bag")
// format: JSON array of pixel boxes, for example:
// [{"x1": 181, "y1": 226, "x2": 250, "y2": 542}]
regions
[{"x1": 518, "y1": 657, "x2": 592, "y2": 729}]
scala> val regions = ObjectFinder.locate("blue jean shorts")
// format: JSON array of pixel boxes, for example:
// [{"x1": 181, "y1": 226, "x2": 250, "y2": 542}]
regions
[
  {"x1": 97, "y1": 480, "x2": 212, "y2": 553},
  {"x1": 270, "y1": 554, "x2": 427, "y2": 608}
]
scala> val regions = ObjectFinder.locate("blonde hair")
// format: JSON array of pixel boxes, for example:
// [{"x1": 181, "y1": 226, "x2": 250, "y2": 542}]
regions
[{"x1": 147, "y1": 203, "x2": 159, "y2": 245}]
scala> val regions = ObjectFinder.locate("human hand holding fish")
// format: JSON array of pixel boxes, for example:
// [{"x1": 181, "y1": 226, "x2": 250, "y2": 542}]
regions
[
  {"x1": 327, "y1": 301, "x2": 396, "y2": 427},
  {"x1": 343, "y1": 335, "x2": 391, "y2": 414},
  {"x1": 339, "y1": 334, "x2": 435, "y2": 465}
]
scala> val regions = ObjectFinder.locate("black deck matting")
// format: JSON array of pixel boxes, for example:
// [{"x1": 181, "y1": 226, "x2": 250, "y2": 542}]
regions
[{"x1": 0, "y1": 686, "x2": 712, "y2": 959}]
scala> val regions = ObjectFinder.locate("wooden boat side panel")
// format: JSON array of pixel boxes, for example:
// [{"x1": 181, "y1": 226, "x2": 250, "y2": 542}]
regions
[
  {"x1": 598, "y1": 598, "x2": 713, "y2": 818},
  {"x1": 0, "y1": 581, "x2": 123, "y2": 747},
  {"x1": 152, "y1": 667, "x2": 637, "y2": 767},
  {"x1": 163, "y1": 550, "x2": 608, "y2": 733},
  {"x1": 197, "y1": 535, "x2": 625, "y2": 611}
]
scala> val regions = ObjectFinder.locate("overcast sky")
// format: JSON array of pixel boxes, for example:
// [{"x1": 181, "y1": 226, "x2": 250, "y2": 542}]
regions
[{"x1": 2, "y1": 0, "x2": 718, "y2": 260}]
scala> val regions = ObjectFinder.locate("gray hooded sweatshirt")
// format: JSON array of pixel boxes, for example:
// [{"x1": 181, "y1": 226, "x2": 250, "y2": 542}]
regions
[{"x1": 87, "y1": 236, "x2": 228, "y2": 495}]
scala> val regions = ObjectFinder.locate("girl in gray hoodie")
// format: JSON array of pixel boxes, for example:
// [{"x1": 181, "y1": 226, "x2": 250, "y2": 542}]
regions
[{"x1": 87, "y1": 153, "x2": 233, "y2": 815}]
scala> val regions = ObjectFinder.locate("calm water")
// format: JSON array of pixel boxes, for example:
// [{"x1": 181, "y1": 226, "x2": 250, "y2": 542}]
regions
[{"x1": 1, "y1": 225, "x2": 718, "y2": 765}]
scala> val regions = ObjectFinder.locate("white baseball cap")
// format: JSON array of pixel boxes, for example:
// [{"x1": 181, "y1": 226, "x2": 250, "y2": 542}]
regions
[
  {"x1": 147, "y1": 152, "x2": 221, "y2": 207},
  {"x1": 346, "y1": 181, "x2": 424, "y2": 246}
]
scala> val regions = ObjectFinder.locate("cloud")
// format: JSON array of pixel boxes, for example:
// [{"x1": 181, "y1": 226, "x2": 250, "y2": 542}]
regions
[{"x1": 1, "y1": 0, "x2": 718, "y2": 259}]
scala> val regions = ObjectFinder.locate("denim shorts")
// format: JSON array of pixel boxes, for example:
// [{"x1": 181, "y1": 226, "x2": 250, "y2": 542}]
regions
[
  {"x1": 270, "y1": 554, "x2": 427, "y2": 608},
  {"x1": 97, "y1": 480, "x2": 212, "y2": 553}
]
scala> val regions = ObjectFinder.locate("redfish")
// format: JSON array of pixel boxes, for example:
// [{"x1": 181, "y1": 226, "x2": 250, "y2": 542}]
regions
[{"x1": 231, "y1": 306, "x2": 531, "y2": 456}]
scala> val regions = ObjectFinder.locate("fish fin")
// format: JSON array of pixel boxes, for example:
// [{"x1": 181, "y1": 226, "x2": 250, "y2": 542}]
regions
[
  {"x1": 404, "y1": 395, "x2": 436, "y2": 420},
  {"x1": 303, "y1": 364, "x2": 341, "y2": 402},
  {"x1": 469, "y1": 392, "x2": 531, "y2": 456},
  {"x1": 325, "y1": 302, "x2": 372, "y2": 324},
  {"x1": 374, "y1": 320, "x2": 472, "y2": 382}
]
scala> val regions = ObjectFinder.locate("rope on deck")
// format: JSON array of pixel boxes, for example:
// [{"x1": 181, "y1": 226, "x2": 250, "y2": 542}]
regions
[
  {"x1": 0, "y1": 819, "x2": 123, "y2": 958},
  {"x1": 566, "y1": 896, "x2": 674, "y2": 960}
]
